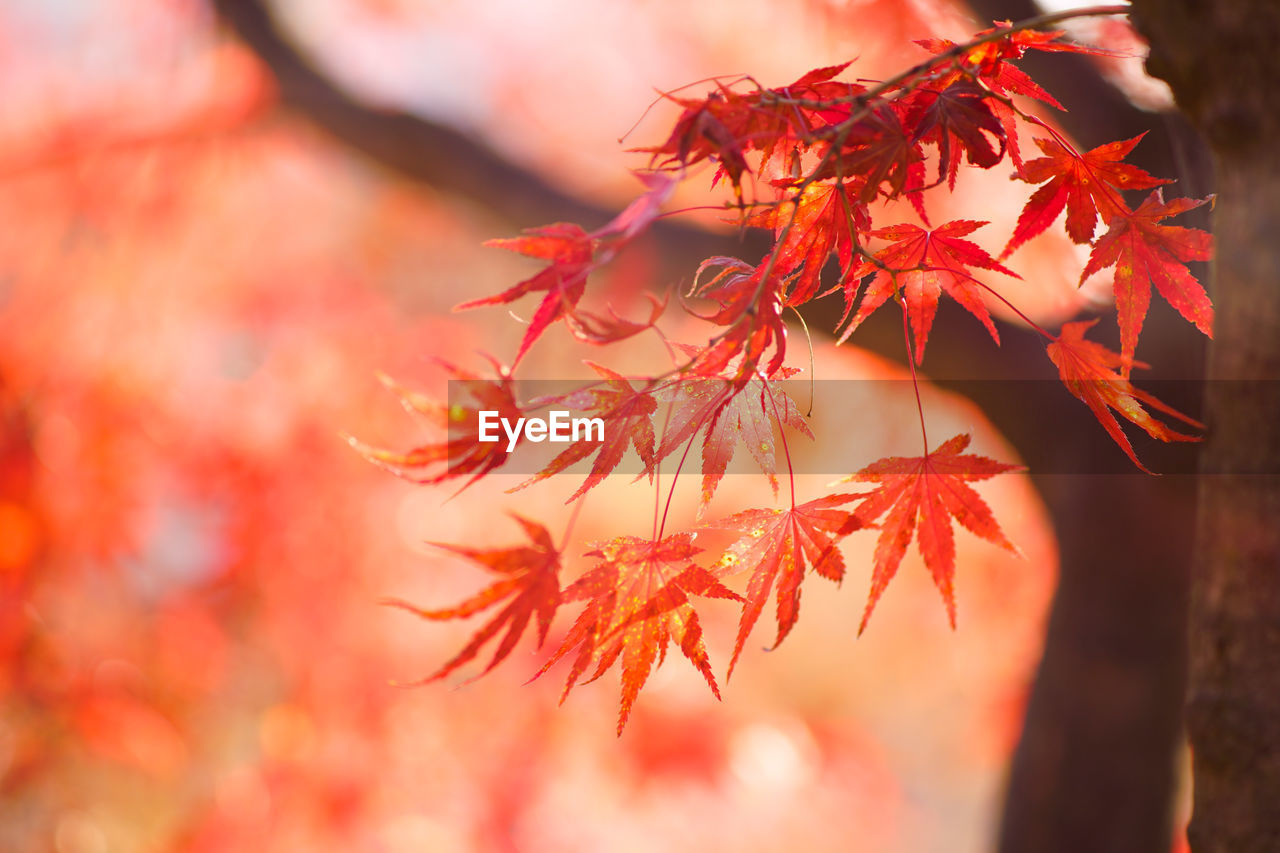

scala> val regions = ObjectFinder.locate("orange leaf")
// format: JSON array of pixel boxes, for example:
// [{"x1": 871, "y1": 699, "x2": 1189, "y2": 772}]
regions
[
  {"x1": 683, "y1": 257, "x2": 789, "y2": 380},
  {"x1": 746, "y1": 180, "x2": 870, "y2": 307},
  {"x1": 513, "y1": 362, "x2": 658, "y2": 501},
  {"x1": 533, "y1": 533, "x2": 739, "y2": 734},
  {"x1": 655, "y1": 356, "x2": 811, "y2": 511}
]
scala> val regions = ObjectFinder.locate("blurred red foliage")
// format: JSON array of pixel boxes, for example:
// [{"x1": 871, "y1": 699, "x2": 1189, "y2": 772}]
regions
[{"x1": 0, "y1": 2, "x2": 1071, "y2": 850}]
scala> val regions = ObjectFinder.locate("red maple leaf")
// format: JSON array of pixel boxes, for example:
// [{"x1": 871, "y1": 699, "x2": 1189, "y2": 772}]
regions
[
  {"x1": 1047, "y1": 320, "x2": 1202, "y2": 473},
  {"x1": 707, "y1": 493, "x2": 862, "y2": 678},
  {"x1": 655, "y1": 353, "x2": 812, "y2": 510},
  {"x1": 591, "y1": 171, "x2": 678, "y2": 243},
  {"x1": 913, "y1": 31, "x2": 1082, "y2": 173},
  {"x1": 533, "y1": 533, "x2": 739, "y2": 734},
  {"x1": 642, "y1": 88, "x2": 755, "y2": 191},
  {"x1": 814, "y1": 103, "x2": 925, "y2": 204},
  {"x1": 917, "y1": 25, "x2": 1107, "y2": 79},
  {"x1": 848, "y1": 434, "x2": 1021, "y2": 634},
  {"x1": 839, "y1": 220, "x2": 1019, "y2": 362},
  {"x1": 455, "y1": 222, "x2": 597, "y2": 365},
  {"x1": 745, "y1": 62, "x2": 867, "y2": 165},
  {"x1": 1004, "y1": 134, "x2": 1169, "y2": 255},
  {"x1": 1080, "y1": 191, "x2": 1214, "y2": 371},
  {"x1": 773, "y1": 61, "x2": 866, "y2": 131},
  {"x1": 908, "y1": 80, "x2": 1007, "y2": 187},
  {"x1": 979, "y1": 64, "x2": 1059, "y2": 173},
  {"x1": 454, "y1": 173, "x2": 673, "y2": 361},
  {"x1": 564, "y1": 292, "x2": 667, "y2": 346},
  {"x1": 683, "y1": 257, "x2": 789, "y2": 380},
  {"x1": 346, "y1": 359, "x2": 521, "y2": 490},
  {"x1": 384, "y1": 515, "x2": 561, "y2": 683},
  {"x1": 513, "y1": 362, "x2": 658, "y2": 501},
  {"x1": 641, "y1": 64, "x2": 865, "y2": 191},
  {"x1": 746, "y1": 180, "x2": 870, "y2": 306}
]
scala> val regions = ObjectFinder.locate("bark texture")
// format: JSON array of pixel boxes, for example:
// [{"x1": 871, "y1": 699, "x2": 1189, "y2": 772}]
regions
[{"x1": 1131, "y1": 1, "x2": 1280, "y2": 850}]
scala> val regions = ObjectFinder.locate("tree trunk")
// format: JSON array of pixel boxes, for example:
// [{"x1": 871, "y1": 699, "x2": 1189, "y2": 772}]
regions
[
  {"x1": 1187, "y1": 156, "x2": 1280, "y2": 852},
  {"x1": 1130, "y1": 1, "x2": 1280, "y2": 849}
]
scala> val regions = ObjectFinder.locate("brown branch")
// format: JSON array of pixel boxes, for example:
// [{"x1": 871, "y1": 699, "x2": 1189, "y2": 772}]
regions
[
  {"x1": 209, "y1": 0, "x2": 608, "y2": 228},
  {"x1": 208, "y1": 0, "x2": 775, "y2": 285}
]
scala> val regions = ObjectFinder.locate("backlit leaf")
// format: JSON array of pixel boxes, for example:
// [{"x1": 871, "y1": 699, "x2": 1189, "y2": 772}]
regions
[
  {"x1": 847, "y1": 435, "x2": 1021, "y2": 634},
  {"x1": 386, "y1": 515, "x2": 562, "y2": 683}
]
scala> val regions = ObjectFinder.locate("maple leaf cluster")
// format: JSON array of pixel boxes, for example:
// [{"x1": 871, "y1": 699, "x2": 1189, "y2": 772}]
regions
[{"x1": 359, "y1": 11, "x2": 1213, "y2": 731}]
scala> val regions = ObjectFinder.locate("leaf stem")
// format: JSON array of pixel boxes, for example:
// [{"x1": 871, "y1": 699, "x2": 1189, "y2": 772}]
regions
[
  {"x1": 763, "y1": 377, "x2": 799, "y2": 509},
  {"x1": 653, "y1": 400, "x2": 676, "y2": 541},
  {"x1": 901, "y1": 294, "x2": 930, "y2": 454},
  {"x1": 788, "y1": 305, "x2": 817, "y2": 417},
  {"x1": 658, "y1": 431, "x2": 700, "y2": 540},
  {"x1": 559, "y1": 494, "x2": 586, "y2": 553}
]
